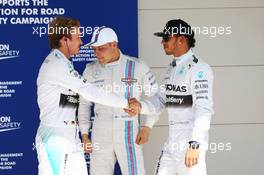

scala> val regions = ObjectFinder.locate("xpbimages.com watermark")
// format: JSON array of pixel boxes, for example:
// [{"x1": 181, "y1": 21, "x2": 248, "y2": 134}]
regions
[
  {"x1": 32, "y1": 140, "x2": 100, "y2": 153},
  {"x1": 32, "y1": 140, "x2": 232, "y2": 155},
  {"x1": 81, "y1": 83, "x2": 204, "y2": 98},
  {"x1": 162, "y1": 24, "x2": 232, "y2": 38},
  {"x1": 32, "y1": 24, "x2": 232, "y2": 38},
  {"x1": 163, "y1": 141, "x2": 232, "y2": 154},
  {"x1": 32, "y1": 25, "x2": 101, "y2": 38}
]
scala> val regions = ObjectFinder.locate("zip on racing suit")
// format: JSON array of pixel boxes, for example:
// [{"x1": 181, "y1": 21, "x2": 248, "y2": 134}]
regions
[
  {"x1": 78, "y1": 52, "x2": 159, "y2": 175},
  {"x1": 35, "y1": 49, "x2": 128, "y2": 175},
  {"x1": 140, "y1": 49, "x2": 214, "y2": 175}
]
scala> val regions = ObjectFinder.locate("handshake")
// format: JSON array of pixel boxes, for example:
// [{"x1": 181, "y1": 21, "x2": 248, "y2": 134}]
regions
[{"x1": 124, "y1": 98, "x2": 142, "y2": 116}]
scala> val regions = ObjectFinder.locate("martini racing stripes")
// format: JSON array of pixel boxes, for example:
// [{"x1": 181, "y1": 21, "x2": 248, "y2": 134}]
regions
[
  {"x1": 125, "y1": 121, "x2": 137, "y2": 175},
  {"x1": 125, "y1": 60, "x2": 136, "y2": 99},
  {"x1": 124, "y1": 59, "x2": 137, "y2": 175}
]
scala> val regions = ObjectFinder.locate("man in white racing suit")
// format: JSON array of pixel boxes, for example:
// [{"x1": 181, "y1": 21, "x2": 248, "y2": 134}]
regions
[
  {"x1": 35, "y1": 17, "x2": 129, "y2": 175},
  {"x1": 78, "y1": 27, "x2": 159, "y2": 175},
  {"x1": 129, "y1": 19, "x2": 214, "y2": 175}
]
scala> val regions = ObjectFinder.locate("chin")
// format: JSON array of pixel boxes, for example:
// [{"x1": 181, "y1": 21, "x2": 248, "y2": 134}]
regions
[
  {"x1": 164, "y1": 50, "x2": 172, "y2": 55},
  {"x1": 73, "y1": 51, "x2": 79, "y2": 55}
]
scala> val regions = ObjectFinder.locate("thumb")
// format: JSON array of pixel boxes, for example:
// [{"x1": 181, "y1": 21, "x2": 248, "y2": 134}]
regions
[{"x1": 136, "y1": 133, "x2": 141, "y2": 145}]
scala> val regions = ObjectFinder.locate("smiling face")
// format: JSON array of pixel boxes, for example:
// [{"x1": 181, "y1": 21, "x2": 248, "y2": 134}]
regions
[{"x1": 67, "y1": 27, "x2": 83, "y2": 56}]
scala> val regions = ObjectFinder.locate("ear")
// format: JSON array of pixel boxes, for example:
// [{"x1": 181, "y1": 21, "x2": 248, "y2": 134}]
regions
[
  {"x1": 59, "y1": 36, "x2": 67, "y2": 46},
  {"x1": 112, "y1": 41, "x2": 118, "y2": 48},
  {"x1": 176, "y1": 36, "x2": 185, "y2": 45},
  {"x1": 63, "y1": 36, "x2": 68, "y2": 42}
]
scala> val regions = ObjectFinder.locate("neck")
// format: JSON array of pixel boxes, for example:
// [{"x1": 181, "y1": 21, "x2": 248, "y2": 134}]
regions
[
  {"x1": 58, "y1": 47, "x2": 71, "y2": 59},
  {"x1": 173, "y1": 47, "x2": 190, "y2": 58}
]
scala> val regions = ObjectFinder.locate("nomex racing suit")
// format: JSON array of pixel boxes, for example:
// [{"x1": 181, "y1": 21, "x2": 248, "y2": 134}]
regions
[
  {"x1": 78, "y1": 52, "x2": 159, "y2": 175},
  {"x1": 140, "y1": 49, "x2": 214, "y2": 175},
  {"x1": 35, "y1": 49, "x2": 127, "y2": 175}
]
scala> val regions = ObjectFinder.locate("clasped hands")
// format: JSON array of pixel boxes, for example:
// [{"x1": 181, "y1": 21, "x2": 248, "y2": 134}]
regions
[{"x1": 124, "y1": 98, "x2": 142, "y2": 116}]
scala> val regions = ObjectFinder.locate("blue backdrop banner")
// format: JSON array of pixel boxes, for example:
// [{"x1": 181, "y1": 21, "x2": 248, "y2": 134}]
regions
[{"x1": 0, "y1": 0, "x2": 138, "y2": 174}]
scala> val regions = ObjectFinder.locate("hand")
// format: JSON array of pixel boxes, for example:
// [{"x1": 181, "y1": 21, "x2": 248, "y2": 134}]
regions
[
  {"x1": 124, "y1": 98, "x2": 142, "y2": 116},
  {"x1": 82, "y1": 134, "x2": 92, "y2": 153},
  {"x1": 136, "y1": 126, "x2": 151, "y2": 145},
  {"x1": 185, "y1": 148, "x2": 200, "y2": 168}
]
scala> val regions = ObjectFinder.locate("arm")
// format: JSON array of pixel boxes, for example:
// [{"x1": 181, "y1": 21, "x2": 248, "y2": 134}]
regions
[
  {"x1": 78, "y1": 66, "x2": 93, "y2": 136},
  {"x1": 78, "y1": 95, "x2": 93, "y2": 153},
  {"x1": 45, "y1": 62, "x2": 128, "y2": 108},
  {"x1": 185, "y1": 64, "x2": 214, "y2": 168},
  {"x1": 78, "y1": 67, "x2": 93, "y2": 153},
  {"x1": 189, "y1": 65, "x2": 214, "y2": 144},
  {"x1": 127, "y1": 76, "x2": 166, "y2": 116},
  {"x1": 78, "y1": 96, "x2": 92, "y2": 135},
  {"x1": 140, "y1": 62, "x2": 160, "y2": 128},
  {"x1": 140, "y1": 91, "x2": 166, "y2": 116}
]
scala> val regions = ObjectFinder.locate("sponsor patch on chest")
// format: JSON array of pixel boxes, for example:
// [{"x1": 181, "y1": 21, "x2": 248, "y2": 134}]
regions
[
  {"x1": 121, "y1": 77, "x2": 137, "y2": 84},
  {"x1": 166, "y1": 84, "x2": 187, "y2": 92}
]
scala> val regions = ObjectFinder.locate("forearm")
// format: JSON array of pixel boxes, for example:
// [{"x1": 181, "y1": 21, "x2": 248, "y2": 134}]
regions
[
  {"x1": 191, "y1": 107, "x2": 212, "y2": 143},
  {"x1": 141, "y1": 94, "x2": 165, "y2": 115}
]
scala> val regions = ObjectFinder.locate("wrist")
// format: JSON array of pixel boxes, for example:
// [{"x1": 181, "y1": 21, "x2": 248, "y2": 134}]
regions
[
  {"x1": 143, "y1": 126, "x2": 151, "y2": 131},
  {"x1": 188, "y1": 141, "x2": 200, "y2": 149},
  {"x1": 82, "y1": 134, "x2": 89, "y2": 140}
]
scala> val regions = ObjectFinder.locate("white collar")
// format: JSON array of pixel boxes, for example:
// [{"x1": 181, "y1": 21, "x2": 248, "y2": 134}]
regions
[
  {"x1": 173, "y1": 49, "x2": 194, "y2": 65},
  {"x1": 53, "y1": 49, "x2": 71, "y2": 63},
  {"x1": 104, "y1": 51, "x2": 123, "y2": 68}
]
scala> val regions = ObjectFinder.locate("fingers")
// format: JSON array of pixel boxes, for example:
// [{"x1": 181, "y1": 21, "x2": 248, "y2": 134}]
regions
[
  {"x1": 124, "y1": 98, "x2": 142, "y2": 116},
  {"x1": 82, "y1": 134, "x2": 92, "y2": 153},
  {"x1": 190, "y1": 157, "x2": 196, "y2": 167},
  {"x1": 84, "y1": 147, "x2": 92, "y2": 153},
  {"x1": 83, "y1": 142, "x2": 93, "y2": 153},
  {"x1": 139, "y1": 136, "x2": 148, "y2": 145},
  {"x1": 123, "y1": 108, "x2": 137, "y2": 116},
  {"x1": 185, "y1": 156, "x2": 191, "y2": 168},
  {"x1": 136, "y1": 133, "x2": 141, "y2": 145},
  {"x1": 128, "y1": 98, "x2": 141, "y2": 116},
  {"x1": 194, "y1": 157, "x2": 198, "y2": 165},
  {"x1": 185, "y1": 149, "x2": 199, "y2": 168},
  {"x1": 137, "y1": 135, "x2": 145, "y2": 145},
  {"x1": 136, "y1": 128, "x2": 150, "y2": 145},
  {"x1": 185, "y1": 157, "x2": 195, "y2": 168},
  {"x1": 191, "y1": 157, "x2": 198, "y2": 167},
  {"x1": 136, "y1": 132, "x2": 146, "y2": 145}
]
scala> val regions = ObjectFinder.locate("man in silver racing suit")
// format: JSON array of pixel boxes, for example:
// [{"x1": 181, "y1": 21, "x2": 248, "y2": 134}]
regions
[
  {"x1": 129, "y1": 19, "x2": 214, "y2": 175},
  {"x1": 78, "y1": 27, "x2": 159, "y2": 175},
  {"x1": 35, "y1": 17, "x2": 129, "y2": 175}
]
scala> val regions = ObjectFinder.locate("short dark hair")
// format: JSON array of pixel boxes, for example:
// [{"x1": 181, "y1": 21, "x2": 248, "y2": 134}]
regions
[
  {"x1": 182, "y1": 33, "x2": 196, "y2": 48},
  {"x1": 48, "y1": 16, "x2": 80, "y2": 49}
]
